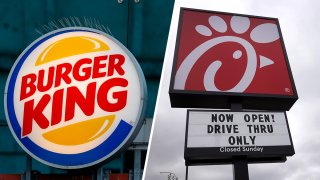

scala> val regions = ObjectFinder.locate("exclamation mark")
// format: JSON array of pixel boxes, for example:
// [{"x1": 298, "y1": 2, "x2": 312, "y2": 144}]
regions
[{"x1": 271, "y1": 115, "x2": 275, "y2": 122}]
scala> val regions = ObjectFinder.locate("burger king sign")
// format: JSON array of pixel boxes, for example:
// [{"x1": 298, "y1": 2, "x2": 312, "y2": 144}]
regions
[{"x1": 4, "y1": 27, "x2": 147, "y2": 169}]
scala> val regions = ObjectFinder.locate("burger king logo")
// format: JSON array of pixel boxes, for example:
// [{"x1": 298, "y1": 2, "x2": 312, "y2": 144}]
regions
[{"x1": 4, "y1": 27, "x2": 147, "y2": 169}]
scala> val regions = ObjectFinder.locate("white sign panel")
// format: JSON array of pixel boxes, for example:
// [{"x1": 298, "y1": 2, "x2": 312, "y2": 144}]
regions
[
  {"x1": 188, "y1": 111, "x2": 291, "y2": 148},
  {"x1": 185, "y1": 110, "x2": 294, "y2": 163}
]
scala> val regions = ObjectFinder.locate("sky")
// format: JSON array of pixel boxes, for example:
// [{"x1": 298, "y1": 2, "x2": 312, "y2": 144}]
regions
[{"x1": 144, "y1": 0, "x2": 320, "y2": 179}]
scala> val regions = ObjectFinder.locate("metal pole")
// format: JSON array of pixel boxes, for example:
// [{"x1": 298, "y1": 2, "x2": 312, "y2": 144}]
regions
[
  {"x1": 185, "y1": 165, "x2": 188, "y2": 180},
  {"x1": 25, "y1": 155, "x2": 32, "y2": 180},
  {"x1": 134, "y1": 150, "x2": 141, "y2": 180},
  {"x1": 233, "y1": 157, "x2": 249, "y2": 180},
  {"x1": 231, "y1": 103, "x2": 249, "y2": 180},
  {"x1": 96, "y1": 166, "x2": 103, "y2": 180}
]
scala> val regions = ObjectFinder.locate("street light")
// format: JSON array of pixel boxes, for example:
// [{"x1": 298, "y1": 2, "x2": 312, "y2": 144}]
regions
[{"x1": 160, "y1": 172, "x2": 178, "y2": 180}]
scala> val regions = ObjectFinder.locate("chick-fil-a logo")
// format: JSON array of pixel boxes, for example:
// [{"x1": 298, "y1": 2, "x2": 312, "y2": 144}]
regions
[{"x1": 174, "y1": 10, "x2": 294, "y2": 95}]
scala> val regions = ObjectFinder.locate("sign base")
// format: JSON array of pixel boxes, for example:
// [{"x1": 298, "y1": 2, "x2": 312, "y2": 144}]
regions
[{"x1": 233, "y1": 157, "x2": 249, "y2": 180}]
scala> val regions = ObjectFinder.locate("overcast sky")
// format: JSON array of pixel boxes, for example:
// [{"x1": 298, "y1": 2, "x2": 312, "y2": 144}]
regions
[{"x1": 143, "y1": 0, "x2": 320, "y2": 179}]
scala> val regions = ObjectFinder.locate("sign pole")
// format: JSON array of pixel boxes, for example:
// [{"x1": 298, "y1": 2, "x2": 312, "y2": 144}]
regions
[
  {"x1": 231, "y1": 103, "x2": 249, "y2": 180},
  {"x1": 233, "y1": 156, "x2": 249, "y2": 180},
  {"x1": 185, "y1": 165, "x2": 188, "y2": 180}
]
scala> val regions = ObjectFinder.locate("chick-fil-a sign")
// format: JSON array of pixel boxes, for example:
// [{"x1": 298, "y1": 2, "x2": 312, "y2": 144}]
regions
[{"x1": 169, "y1": 8, "x2": 298, "y2": 110}]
